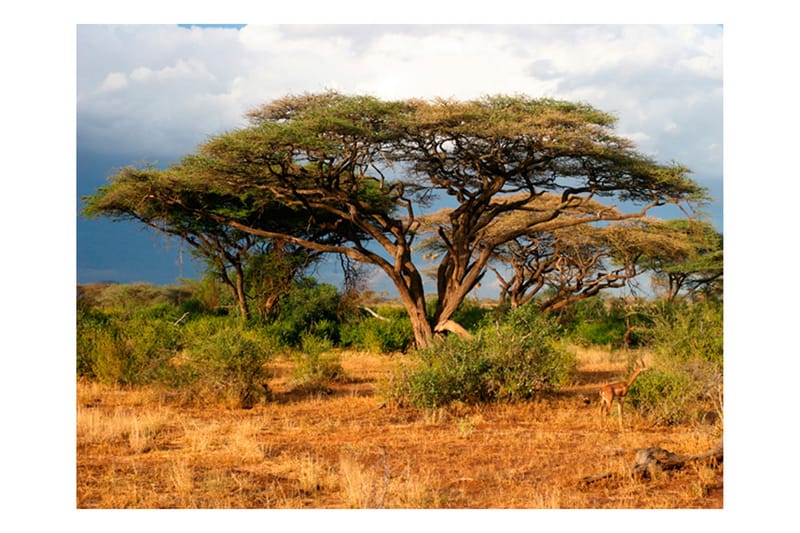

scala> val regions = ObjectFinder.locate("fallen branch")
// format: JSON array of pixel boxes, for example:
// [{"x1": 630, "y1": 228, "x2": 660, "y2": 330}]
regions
[
  {"x1": 360, "y1": 306, "x2": 389, "y2": 321},
  {"x1": 581, "y1": 444, "x2": 723, "y2": 485}
]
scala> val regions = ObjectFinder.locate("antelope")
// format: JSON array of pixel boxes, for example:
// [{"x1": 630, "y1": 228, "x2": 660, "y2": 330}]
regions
[{"x1": 599, "y1": 363, "x2": 645, "y2": 429}]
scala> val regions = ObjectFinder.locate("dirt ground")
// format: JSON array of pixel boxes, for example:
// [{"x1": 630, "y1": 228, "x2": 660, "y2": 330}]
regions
[{"x1": 76, "y1": 347, "x2": 722, "y2": 509}]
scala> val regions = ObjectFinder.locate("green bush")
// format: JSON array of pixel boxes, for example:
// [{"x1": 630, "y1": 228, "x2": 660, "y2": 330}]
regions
[
  {"x1": 627, "y1": 300, "x2": 723, "y2": 425},
  {"x1": 340, "y1": 310, "x2": 414, "y2": 353},
  {"x1": 77, "y1": 307, "x2": 113, "y2": 377},
  {"x1": 264, "y1": 278, "x2": 342, "y2": 346},
  {"x1": 388, "y1": 305, "x2": 575, "y2": 408},
  {"x1": 562, "y1": 298, "x2": 630, "y2": 347},
  {"x1": 290, "y1": 334, "x2": 345, "y2": 391},
  {"x1": 645, "y1": 300, "x2": 723, "y2": 366},
  {"x1": 91, "y1": 282, "x2": 192, "y2": 312},
  {"x1": 180, "y1": 320, "x2": 275, "y2": 408},
  {"x1": 399, "y1": 336, "x2": 493, "y2": 408},
  {"x1": 76, "y1": 309, "x2": 182, "y2": 385},
  {"x1": 487, "y1": 305, "x2": 576, "y2": 399},
  {"x1": 451, "y1": 299, "x2": 489, "y2": 333},
  {"x1": 628, "y1": 366, "x2": 703, "y2": 425}
]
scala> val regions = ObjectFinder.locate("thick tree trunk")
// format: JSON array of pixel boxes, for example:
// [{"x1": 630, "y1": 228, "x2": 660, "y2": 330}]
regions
[
  {"x1": 408, "y1": 309, "x2": 435, "y2": 349},
  {"x1": 388, "y1": 266, "x2": 436, "y2": 349}
]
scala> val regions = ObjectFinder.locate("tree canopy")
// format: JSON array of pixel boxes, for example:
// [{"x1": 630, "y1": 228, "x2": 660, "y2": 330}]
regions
[{"x1": 84, "y1": 91, "x2": 708, "y2": 347}]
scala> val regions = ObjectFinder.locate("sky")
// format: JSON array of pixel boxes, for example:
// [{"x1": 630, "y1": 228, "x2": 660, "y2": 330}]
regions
[{"x1": 77, "y1": 23, "x2": 723, "y2": 294}]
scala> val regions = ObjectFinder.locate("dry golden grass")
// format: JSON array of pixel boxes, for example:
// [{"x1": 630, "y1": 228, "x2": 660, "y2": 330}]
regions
[{"x1": 76, "y1": 348, "x2": 722, "y2": 509}]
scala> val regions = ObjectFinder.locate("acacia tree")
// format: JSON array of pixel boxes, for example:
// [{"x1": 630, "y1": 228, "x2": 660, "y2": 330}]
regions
[
  {"x1": 83, "y1": 166, "x2": 322, "y2": 320},
  {"x1": 86, "y1": 92, "x2": 706, "y2": 348},
  {"x1": 244, "y1": 240, "x2": 320, "y2": 320},
  {"x1": 638, "y1": 219, "x2": 723, "y2": 302},
  {"x1": 485, "y1": 214, "x2": 679, "y2": 312}
]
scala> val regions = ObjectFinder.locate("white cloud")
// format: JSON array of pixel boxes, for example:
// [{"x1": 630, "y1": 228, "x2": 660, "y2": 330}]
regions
[
  {"x1": 77, "y1": 24, "x2": 722, "y2": 178},
  {"x1": 97, "y1": 72, "x2": 128, "y2": 92}
]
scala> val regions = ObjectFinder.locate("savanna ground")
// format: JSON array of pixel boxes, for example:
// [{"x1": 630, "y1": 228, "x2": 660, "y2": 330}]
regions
[{"x1": 76, "y1": 346, "x2": 722, "y2": 509}]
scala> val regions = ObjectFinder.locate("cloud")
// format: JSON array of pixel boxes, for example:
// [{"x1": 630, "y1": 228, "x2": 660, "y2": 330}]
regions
[
  {"x1": 97, "y1": 72, "x2": 128, "y2": 92},
  {"x1": 77, "y1": 24, "x2": 722, "y2": 173}
]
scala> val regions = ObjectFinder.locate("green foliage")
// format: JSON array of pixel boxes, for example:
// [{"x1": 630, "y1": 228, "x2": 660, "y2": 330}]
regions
[
  {"x1": 76, "y1": 307, "x2": 113, "y2": 377},
  {"x1": 180, "y1": 319, "x2": 275, "y2": 408},
  {"x1": 451, "y1": 299, "x2": 490, "y2": 333},
  {"x1": 398, "y1": 336, "x2": 493, "y2": 408},
  {"x1": 79, "y1": 282, "x2": 194, "y2": 313},
  {"x1": 627, "y1": 300, "x2": 723, "y2": 425},
  {"x1": 561, "y1": 298, "x2": 631, "y2": 347},
  {"x1": 340, "y1": 307, "x2": 414, "y2": 353},
  {"x1": 628, "y1": 361, "x2": 722, "y2": 426},
  {"x1": 77, "y1": 302, "x2": 274, "y2": 407},
  {"x1": 486, "y1": 305, "x2": 576, "y2": 400},
  {"x1": 389, "y1": 305, "x2": 575, "y2": 408},
  {"x1": 264, "y1": 278, "x2": 342, "y2": 346},
  {"x1": 290, "y1": 334, "x2": 345, "y2": 391},
  {"x1": 639, "y1": 219, "x2": 723, "y2": 301},
  {"x1": 645, "y1": 300, "x2": 723, "y2": 366},
  {"x1": 76, "y1": 308, "x2": 182, "y2": 385},
  {"x1": 179, "y1": 274, "x2": 237, "y2": 316}
]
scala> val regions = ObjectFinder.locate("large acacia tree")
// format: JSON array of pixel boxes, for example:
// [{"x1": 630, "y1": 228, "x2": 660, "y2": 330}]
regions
[{"x1": 85, "y1": 92, "x2": 706, "y2": 347}]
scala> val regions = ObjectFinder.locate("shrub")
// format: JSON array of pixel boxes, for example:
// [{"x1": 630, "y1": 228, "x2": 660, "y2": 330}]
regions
[
  {"x1": 264, "y1": 278, "x2": 342, "y2": 346},
  {"x1": 340, "y1": 309, "x2": 414, "y2": 353},
  {"x1": 91, "y1": 282, "x2": 192, "y2": 312},
  {"x1": 645, "y1": 300, "x2": 723, "y2": 366},
  {"x1": 486, "y1": 305, "x2": 576, "y2": 400},
  {"x1": 451, "y1": 299, "x2": 489, "y2": 332},
  {"x1": 628, "y1": 365, "x2": 705, "y2": 425},
  {"x1": 76, "y1": 309, "x2": 181, "y2": 385},
  {"x1": 77, "y1": 307, "x2": 113, "y2": 377},
  {"x1": 562, "y1": 297, "x2": 630, "y2": 347},
  {"x1": 290, "y1": 334, "x2": 345, "y2": 392},
  {"x1": 396, "y1": 335, "x2": 493, "y2": 408},
  {"x1": 388, "y1": 305, "x2": 575, "y2": 408},
  {"x1": 180, "y1": 320, "x2": 275, "y2": 408},
  {"x1": 627, "y1": 300, "x2": 723, "y2": 425}
]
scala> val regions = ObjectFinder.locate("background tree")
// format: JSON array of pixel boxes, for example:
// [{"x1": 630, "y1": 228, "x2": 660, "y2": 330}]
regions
[
  {"x1": 242, "y1": 239, "x2": 319, "y2": 320},
  {"x1": 83, "y1": 166, "x2": 323, "y2": 320},
  {"x1": 85, "y1": 92, "x2": 707, "y2": 348},
  {"x1": 637, "y1": 219, "x2": 723, "y2": 302},
  {"x1": 419, "y1": 194, "x2": 691, "y2": 311}
]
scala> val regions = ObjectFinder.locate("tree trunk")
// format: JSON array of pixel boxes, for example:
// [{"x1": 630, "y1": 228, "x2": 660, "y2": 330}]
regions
[
  {"x1": 389, "y1": 267, "x2": 435, "y2": 349},
  {"x1": 234, "y1": 268, "x2": 250, "y2": 321},
  {"x1": 263, "y1": 293, "x2": 280, "y2": 318},
  {"x1": 219, "y1": 266, "x2": 250, "y2": 321}
]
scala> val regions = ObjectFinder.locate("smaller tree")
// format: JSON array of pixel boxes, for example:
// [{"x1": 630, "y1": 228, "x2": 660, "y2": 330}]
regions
[
  {"x1": 242, "y1": 240, "x2": 319, "y2": 321},
  {"x1": 637, "y1": 219, "x2": 723, "y2": 302},
  {"x1": 420, "y1": 195, "x2": 692, "y2": 312},
  {"x1": 82, "y1": 165, "x2": 325, "y2": 320}
]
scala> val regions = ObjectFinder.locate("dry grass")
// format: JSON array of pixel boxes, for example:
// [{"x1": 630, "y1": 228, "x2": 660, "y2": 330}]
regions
[{"x1": 76, "y1": 348, "x2": 722, "y2": 508}]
